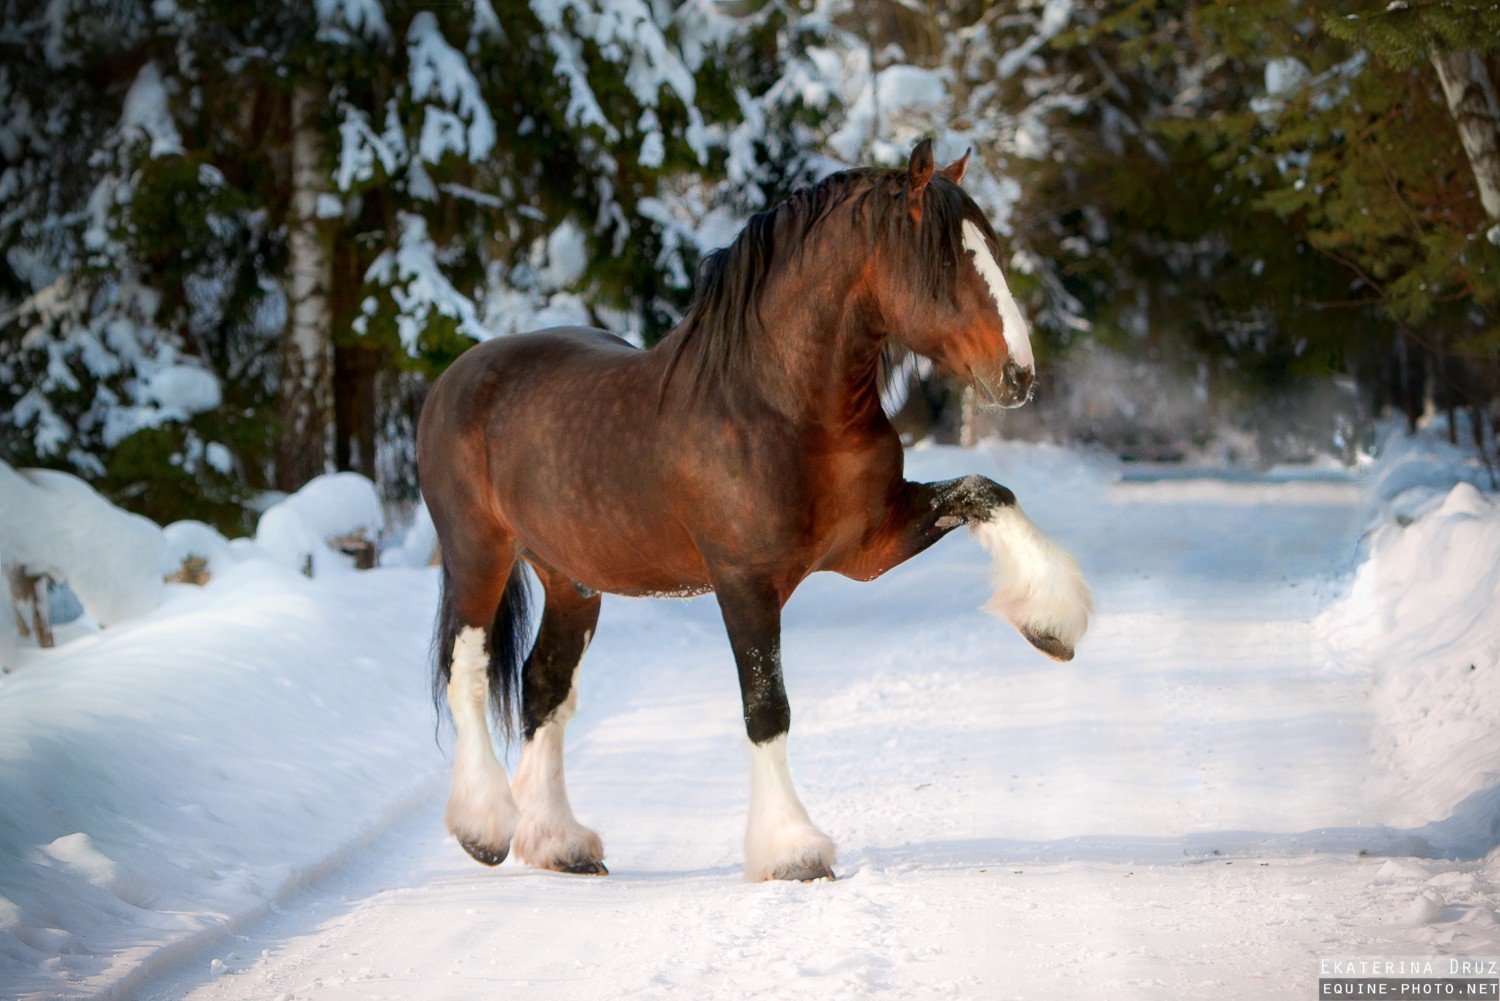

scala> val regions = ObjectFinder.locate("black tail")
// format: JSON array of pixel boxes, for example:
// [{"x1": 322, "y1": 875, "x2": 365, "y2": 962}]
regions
[{"x1": 432, "y1": 560, "x2": 535, "y2": 744}]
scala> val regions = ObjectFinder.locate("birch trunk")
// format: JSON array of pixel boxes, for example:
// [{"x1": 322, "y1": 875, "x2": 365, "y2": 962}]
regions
[
  {"x1": 1430, "y1": 47, "x2": 1500, "y2": 229},
  {"x1": 277, "y1": 83, "x2": 335, "y2": 491}
]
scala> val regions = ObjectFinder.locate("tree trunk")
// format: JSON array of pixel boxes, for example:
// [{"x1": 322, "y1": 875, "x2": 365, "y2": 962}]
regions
[
  {"x1": 277, "y1": 83, "x2": 335, "y2": 492},
  {"x1": 959, "y1": 385, "x2": 979, "y2": 448},
  {"x1": 334, "y1": 342, "x2": 380, "y2": 478},
  {"x1": 1430, "y1": 47, "x2": 1500, "y2": 228}
]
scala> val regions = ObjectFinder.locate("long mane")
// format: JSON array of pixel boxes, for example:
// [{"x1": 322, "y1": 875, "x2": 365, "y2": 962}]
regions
[{"x1": 660, "y1": 167, "x2": 976, "y2": 402}]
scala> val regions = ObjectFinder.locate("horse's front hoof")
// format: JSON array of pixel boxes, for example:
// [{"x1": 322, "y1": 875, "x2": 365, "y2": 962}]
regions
[
  {"x1": 771, "y1": 862, "x2": 836, "y2": 882},
  {"x1": 1022, "y1": 629, "x2": 1075, "y2": 662},
  {"x1": 458, "y1": 838, "x2": 510, "y2": 866},
  {"x1": 513, "y1": 817, "x2": 607, "y2": 875}
]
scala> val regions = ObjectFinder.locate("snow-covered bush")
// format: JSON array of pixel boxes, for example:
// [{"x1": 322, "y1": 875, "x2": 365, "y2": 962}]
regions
[
  {"x1": 255, "y1": 473, "x2": 385, "y2": 577},
  {"x1": 0, "y1": 461, "x2": 170, "y2": 637}
]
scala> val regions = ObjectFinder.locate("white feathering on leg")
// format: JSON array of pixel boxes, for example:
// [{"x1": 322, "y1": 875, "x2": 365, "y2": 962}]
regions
[
  {"x1": 512, "y1": 664, "x2": 606, "y2": 871},
  {"x1": 972, "y1": 505, "x2": 1092, "y2": 659},
  {"x1": 744, "y1": 735, "x2": 836, "y2": 882},
  {"x1": 445, "y1": 626, "x2": 520, "y2": 861}
]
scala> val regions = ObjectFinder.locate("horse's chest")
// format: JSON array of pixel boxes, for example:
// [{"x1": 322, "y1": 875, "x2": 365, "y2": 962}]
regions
[{"x1": 798, "y1": 448, "x2": 898, "y2": 562}]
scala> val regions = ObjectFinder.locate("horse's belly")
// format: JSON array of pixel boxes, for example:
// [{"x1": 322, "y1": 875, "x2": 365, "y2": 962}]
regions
[
  {"x1": 497, "y1": 462, "x2": 711, "y2": 595},
  {"x1": 517, "y1": 520, "x2": 712, "y2": 597}
]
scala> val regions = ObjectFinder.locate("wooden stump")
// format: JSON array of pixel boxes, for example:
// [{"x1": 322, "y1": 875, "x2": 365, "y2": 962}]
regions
[
  {"x1": 165, "y1": 555, "x2": 212, "y2": 587},
  {"x1": 6, "y1": 565, "x2": 53, "y2": 649},
  {"x1": 328, "y1": 530, "x2": 377, "y2": 570}
]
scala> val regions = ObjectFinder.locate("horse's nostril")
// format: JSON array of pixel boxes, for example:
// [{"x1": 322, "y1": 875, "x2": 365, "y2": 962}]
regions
[{"x1": 1002, "y1": 361, "x2": 1034, "y2": 396}]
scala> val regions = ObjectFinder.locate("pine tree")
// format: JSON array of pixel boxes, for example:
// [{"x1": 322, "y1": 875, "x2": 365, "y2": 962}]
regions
[{"x1": 1, "y1": 0, "x2": 831, "y2": 523}]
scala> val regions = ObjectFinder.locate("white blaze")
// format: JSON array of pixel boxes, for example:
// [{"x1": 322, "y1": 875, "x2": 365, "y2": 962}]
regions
[{"x1": 961, "y1": 219, "x2": 1034, "y2": 371}]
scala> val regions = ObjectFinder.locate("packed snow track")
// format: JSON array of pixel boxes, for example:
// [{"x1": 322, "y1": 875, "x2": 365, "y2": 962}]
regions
[{"x1": 4, "y1": 443, "x2": 1498, "y2": 1000}]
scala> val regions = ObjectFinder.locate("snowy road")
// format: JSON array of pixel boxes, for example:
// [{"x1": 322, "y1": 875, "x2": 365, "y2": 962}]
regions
[{"x1": 110, "y1": 446, "x2": 1500, "y2": 998}]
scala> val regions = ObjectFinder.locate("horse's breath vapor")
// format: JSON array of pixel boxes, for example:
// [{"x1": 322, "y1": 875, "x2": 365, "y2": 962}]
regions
[{"x1": 418, "y1": 139, "x2": 1092, "y2": 881}]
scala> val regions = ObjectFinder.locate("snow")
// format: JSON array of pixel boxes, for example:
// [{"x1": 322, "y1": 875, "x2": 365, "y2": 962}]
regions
[
  {"x1": 359, "y1": 212, "x2": 490, "y2": 353},
  {"x1": 1322, "y1": 427, "x2": 1500, "y2": 855},
  {"x1": 140, "y1": 363, "x2": 222, "y2": 416},
  {"x1": 874, "y1": 65, "x2": 946, "y2": 114},
  {"x1": 0, "y1": 462, "x2": 168, "y2": 638},
  {"x1": 314, "y1": 0, "x2": 390, "y2": 44},
  {"x1": 3, "y1": 440, "x2": 1499, "y2": 1000},
  {"x1": 119, "y1": 63, "x2": 182, "y2": 158},
  {"x1": 386, "y1": 501, "x2": 437, "y2": 568},
  {"x1": 0, "y1": 561, "x2": 436, "y2": 1000},
  {"x1": 1265, "y1": 56, "x2": 1312, "y2": 97},
  {"x1": 254, "y1": 472, "x2": 385, "y2": 576},
  {"x1": 545, "y1": 219, "x2": 590, "y2": 288},
  {"x1": 528, "y1": 0, "x2": 705, "y2": 158},
  {"x1": 334, "y1": 103, "x2": 404, "y2": 192},
  {"x1": 163, "y1": 520, "x2": 235, "y2": 575},
  {"x1": 995, "y1": 0, "x2": 1074, "y2": 79},
  {"x1": 406, "y1": 13, "x2": 497, "y2": 163}
]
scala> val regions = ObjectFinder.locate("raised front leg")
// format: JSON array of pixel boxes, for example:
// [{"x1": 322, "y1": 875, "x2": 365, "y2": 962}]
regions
[
  {"x1": 715, "y1": 576, "x2": 836, "y2": 882},
  {"x1": 844, "y1": 476, "x2": 1092, "y2": 661}
]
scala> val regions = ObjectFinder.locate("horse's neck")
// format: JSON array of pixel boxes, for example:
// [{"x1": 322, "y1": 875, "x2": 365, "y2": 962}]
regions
[{"x1": 729, "y1": 248, "x2": 889, "y2": 427}]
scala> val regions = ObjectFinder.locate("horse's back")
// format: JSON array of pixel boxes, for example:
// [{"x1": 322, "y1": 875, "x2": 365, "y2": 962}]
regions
[
  {"x1": 418, "y1": 325, "x2": 705, "y2": 589},
  {"x1": 437, "y1": 326, "x2": 637, "y2": 388}
]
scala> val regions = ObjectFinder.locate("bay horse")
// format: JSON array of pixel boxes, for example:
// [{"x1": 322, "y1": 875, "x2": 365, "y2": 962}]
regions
[{"x1": 417, "y1": 139, "x2": 1092, "y2": 882}]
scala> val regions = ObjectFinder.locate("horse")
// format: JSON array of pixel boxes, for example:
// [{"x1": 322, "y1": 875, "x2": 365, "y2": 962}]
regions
[{"x1": 417, "y1": 139, "x2": 1092, "y2": 882}]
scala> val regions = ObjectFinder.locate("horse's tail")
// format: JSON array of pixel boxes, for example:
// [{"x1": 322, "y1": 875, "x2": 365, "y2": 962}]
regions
[{"x1": 432, "y1": 558, "x2": 534, "y2": 744}]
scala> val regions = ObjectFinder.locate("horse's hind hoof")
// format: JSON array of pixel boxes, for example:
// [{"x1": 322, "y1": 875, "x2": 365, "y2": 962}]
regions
[
  {"x1": 1022, "y1": 629, "x2": 1074, "y2": 663},
  {"x1": 459, "y1": 839, "x2": 510, "y2": 866},
  {"x1": 556, "y1": 859, "x2": 609, "y2": 876}
]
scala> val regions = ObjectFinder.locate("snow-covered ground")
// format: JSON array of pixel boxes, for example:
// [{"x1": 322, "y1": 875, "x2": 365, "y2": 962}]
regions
[{"x1": 3, "y1": 438, "x2": 1498, "y2": 1000}]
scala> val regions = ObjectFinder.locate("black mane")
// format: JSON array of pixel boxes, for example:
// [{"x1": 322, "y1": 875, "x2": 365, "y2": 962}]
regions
[{"x1": 661, "y1": 167, "x2": 980, "y2": 401}]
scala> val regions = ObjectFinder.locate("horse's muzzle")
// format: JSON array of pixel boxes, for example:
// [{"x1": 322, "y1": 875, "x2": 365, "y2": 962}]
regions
[{"x1": 974, "y1": 360, "x2": 1034, "y2": 409}]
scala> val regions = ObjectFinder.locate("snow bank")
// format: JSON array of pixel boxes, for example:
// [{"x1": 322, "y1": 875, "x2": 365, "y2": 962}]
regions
[
  {"x1": 0, "y1": 462, "x2": 169, "y2": 630},
  {"x1": 254, "y1": 472, "x2": 385, "y2": 576},
  {"x1": 385, "y1": 501, "x2": 437, "y2": 568},
  {"x1": 1323, "y1": 423, "x2": 1500, "y2": 858},
  {"x1": 1361, "y1": 418, "x2": 1492, "y2": 525},
  {"x1": 0, "y1": 561, "x2": 440, "y2": 1000}
]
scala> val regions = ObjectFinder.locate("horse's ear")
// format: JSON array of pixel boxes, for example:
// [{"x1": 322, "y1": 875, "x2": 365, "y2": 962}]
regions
[
  {"x1": 908, "y1": 138, "x2": 936, "y2": 201},
  {"x1": 940, "y1": 148, "x2": 970, "y2": 185}
]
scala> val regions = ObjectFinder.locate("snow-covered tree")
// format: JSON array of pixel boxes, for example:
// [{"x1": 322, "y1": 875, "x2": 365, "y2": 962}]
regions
[{"x1": 1, "y1": 0, "x2": 831, "y2": 519}]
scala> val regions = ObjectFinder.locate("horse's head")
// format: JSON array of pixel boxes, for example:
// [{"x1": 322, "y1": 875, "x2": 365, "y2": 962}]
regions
[{"x1": 877, "y1": 139, "x2": 1035, "y2": 409}]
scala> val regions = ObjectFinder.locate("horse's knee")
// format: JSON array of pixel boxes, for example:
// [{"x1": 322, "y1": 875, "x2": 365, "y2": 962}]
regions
[{"x1": 952, "y1": 474, "x2": 1015, "y2": 521}]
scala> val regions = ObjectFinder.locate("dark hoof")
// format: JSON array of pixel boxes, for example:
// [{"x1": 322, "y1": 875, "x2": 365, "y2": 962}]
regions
[
  {"x1": 555, "y1": 859, "x2": 609, "y2": 876},
  {"x1": 459, "y1": 839, "x2": 510, "y2": 866},
  {"x1": 1023, "y1": 630, "x2": 1074, "y2": 662},
  {"x1": 772, "y1": 863, "x2": 836, "y2": 882}
]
